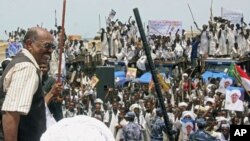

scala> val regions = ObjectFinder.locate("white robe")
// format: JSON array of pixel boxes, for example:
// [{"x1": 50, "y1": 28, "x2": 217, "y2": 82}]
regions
[
  {"x1": 115, "y1": 119, "x2": 128, "y2": 141},
  {"x1": 218, "y1": 29, "x2": 227, "y2": 55},
  {"x1": 200, "y1": 31, "x2": 209, "y2": 55},
  {"x1": 101, "y1": 33, "x2": 109, "y2": 57},
  {"x1": 208, "y1": 33, "x2": 218, "y2": 56},
  {"x1": 104, "y1": 110, "x2": 120, "y2": 137}
]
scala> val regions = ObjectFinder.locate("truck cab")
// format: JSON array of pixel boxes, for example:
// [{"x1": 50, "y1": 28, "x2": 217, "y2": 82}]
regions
[{"x1": 202, "y1": 57, "x2": 250, "y2": 82}]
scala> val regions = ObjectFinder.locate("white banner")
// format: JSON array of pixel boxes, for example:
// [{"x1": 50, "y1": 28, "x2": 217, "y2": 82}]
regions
[
  {"x1": 148, "y1": 20, "x2": 182, "y2": 36},
  {"x1": 221, "y1": 7, "x2": 243, "y2": 24}
]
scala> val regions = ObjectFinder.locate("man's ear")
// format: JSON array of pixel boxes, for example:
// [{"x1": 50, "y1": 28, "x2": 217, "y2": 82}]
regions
[{"x1": 25, "y1": 39, "x2": 33, "y2": 51}]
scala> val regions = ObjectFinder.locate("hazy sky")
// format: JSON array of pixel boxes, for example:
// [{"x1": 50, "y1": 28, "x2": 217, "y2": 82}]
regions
[{"x1": 1, "y1": 0, "x2": 250, "y2": 39}]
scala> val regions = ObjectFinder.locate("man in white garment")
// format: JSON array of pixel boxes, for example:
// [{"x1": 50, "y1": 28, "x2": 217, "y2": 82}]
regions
[
  {"x1": 225, "y1": 89, "x2": 244, "y2": 111},
  {"x1": 104, "y1": 101, "x2": 120, "y2": 137},
  {"x1": 194, "y1": 22, "x2": 209, "y2": 57}
]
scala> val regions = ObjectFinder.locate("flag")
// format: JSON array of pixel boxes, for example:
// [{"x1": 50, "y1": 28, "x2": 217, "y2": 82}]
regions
[
  {"x1": 228, "y1": 63, "x2": 250, "y2": 91},
  {"x1": 235, "y1": 65, "x2": 250, "y2": 91},
  {"x1": 228, "y1": 63, "x2": 237, "y2": 77},
  {"x1": 108, "y1": 9, "x2": 116, "y2": 19}
]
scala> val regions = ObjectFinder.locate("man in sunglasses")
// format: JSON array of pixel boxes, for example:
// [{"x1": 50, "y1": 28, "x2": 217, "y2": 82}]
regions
[{"x1": 0, "y1": 27, "x2": 63, "y2": 141}]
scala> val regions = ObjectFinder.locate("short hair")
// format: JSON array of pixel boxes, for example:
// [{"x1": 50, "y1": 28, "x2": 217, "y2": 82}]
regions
[{"x1": 23, "y1": 28, "x2": 39, "y2": 43}]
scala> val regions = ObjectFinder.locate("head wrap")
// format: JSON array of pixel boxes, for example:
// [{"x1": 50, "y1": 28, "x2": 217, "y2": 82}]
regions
[
  {"x1": 224, "y1": 78, "x2": 232, "y2": 85},
  {"x1": 40, "y1": 115, "x2": 115, "y2": 141},
  {"x1": 178, "y1": 102, "x2": 188, "y2": 108}
]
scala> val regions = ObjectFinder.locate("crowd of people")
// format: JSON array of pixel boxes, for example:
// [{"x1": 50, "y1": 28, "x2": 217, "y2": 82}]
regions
[{"x1": 1, "y1": 12, "x2": 250, "y2": 141}]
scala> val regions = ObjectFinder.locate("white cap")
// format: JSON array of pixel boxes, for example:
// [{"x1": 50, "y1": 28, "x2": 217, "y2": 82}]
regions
[
  {"x1": 94, "y1": 98, "x2": 103, "y2": 104},
  {"x1": 182, "y1": 73, "x2": 188, "y2": 77},
  {"x1": 178, "y1": 102, "x2": 188, "y2": 107}
]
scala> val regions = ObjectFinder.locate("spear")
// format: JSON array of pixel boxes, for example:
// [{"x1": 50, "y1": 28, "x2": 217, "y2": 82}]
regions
[{"x1": 57, "y1": 0, "x2": 67, "y2": 82}]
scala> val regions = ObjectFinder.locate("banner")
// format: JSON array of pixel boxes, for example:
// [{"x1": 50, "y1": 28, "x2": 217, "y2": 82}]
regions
[
  {"x1": 126, "y1": 67, "x2": 137, "y2": 80},
  {"x1": 148, "y1": 20, "x2": 182, "y2": 36},
  {"x1": 90, "y1": 75, "x2": 99, "y2": 88},
  {"x1": 225, "y1": 88, "x2": 244, "y2": 112},
  {"x1": 221, "y1": 7, "x2": 243, "y2": 24}
]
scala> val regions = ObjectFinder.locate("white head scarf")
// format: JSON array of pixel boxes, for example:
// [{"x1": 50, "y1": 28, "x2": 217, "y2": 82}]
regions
[{"x1": 40, "y1": 115, "x2": 115, "y2": 141}]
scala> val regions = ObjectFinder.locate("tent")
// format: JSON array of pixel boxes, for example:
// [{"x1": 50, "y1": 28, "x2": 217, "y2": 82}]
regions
[
  {"x1": 138, "y1": 72, "x2": 166, "y2": 84},
  {"x1": 201, "y1": 71, "x2": 228, "y2": 83},
  {"x1": 114, "y1": 71, "x2": 129, "y2": 87},
  {"x1": 139, "y1": 72, "x2": 152, "y2": 84}
]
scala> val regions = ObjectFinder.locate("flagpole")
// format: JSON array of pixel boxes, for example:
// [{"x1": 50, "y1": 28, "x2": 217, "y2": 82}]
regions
[{"x1": 99, "y1": 14, "x2": 101, "y2": 30}]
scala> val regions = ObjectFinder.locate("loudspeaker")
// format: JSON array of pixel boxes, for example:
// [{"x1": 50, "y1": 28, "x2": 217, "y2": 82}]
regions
[{"x1": 95, "y1": 66, "x2": 114, "y2": 100}]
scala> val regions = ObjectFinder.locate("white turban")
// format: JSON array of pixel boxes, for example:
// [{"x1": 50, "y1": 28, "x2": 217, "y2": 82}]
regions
[
  {"x1": 129, "y1": 103, "x2": 141, "y2": 111},
  {"x1": 178, "y1": 102, "x2": 188, "y2": 107},
  {"x1": 181, "y1": 111, "x2": 196, "y2": 120},
  {"x1": 95, "y1": 98, "x2": 103, "y2": 104},
  {"x1": 224, "y1": 78, "x2": 232, "y2": 85},
  {"x1": 40, "y1": 115, "x2": 115, "y2": 141},
  {"x1": 230, "y1": 89, "x2": 241, "y2": 97}
]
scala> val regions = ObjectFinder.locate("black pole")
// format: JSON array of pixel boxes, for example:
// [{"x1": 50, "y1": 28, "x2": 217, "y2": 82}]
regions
[{"x1": 133, "y1": 8, "x2": 174, "y2": 140}]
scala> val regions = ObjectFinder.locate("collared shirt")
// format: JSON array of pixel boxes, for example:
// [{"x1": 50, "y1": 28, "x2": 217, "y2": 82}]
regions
[
  {"x1": 121, "y1": 122, "x2": 141, "y2": 141},
  {"x1": 2, "y1": 48, "x2": 41, "y2": 115}
]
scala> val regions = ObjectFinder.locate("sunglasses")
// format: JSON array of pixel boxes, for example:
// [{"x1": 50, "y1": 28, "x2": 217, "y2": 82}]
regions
[
  {"x1": 31, "y1": 39, "x2": 56, "y2": 50},
  {"x1": 41, "y1": 42, "x2": 56, "y2": 50}
]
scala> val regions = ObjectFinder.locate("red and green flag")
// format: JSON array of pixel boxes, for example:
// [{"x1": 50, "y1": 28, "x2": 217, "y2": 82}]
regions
[{"x1": 228, "y1": 63, "x2": 250, "y2": 91}]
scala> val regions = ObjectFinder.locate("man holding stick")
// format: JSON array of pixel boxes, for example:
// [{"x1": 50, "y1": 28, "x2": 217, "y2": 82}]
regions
[{"x1": 0, "y1": 27, "x2": 63, "y2": 141}]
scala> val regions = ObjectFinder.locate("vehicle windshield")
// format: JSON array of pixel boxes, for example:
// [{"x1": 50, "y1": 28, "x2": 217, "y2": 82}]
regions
[{"x1": 206, "y1": 63, "x2": 230, "y2": 72}]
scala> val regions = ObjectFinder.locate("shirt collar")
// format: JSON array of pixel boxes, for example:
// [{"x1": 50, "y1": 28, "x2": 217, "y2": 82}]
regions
[{"x1": 21, "y1": 48, "x2": 40, "y2": 69}]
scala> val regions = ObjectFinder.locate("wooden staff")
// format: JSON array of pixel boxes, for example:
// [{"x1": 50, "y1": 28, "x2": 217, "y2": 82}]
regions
[
  {"x1": 210, "y1": 0, "x2": 214, "y2": 21},
  {"x1": 57, "y1": 0, "x2": 67, "y2": 82},
  {"x1": 55, "y1": 9, "x2": 58, "y2": 27}
]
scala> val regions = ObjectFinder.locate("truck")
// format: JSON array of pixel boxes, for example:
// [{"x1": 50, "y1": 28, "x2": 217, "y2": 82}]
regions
[{"x1": 202, "y1": 57, "x2": 250, "y2": 82}]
